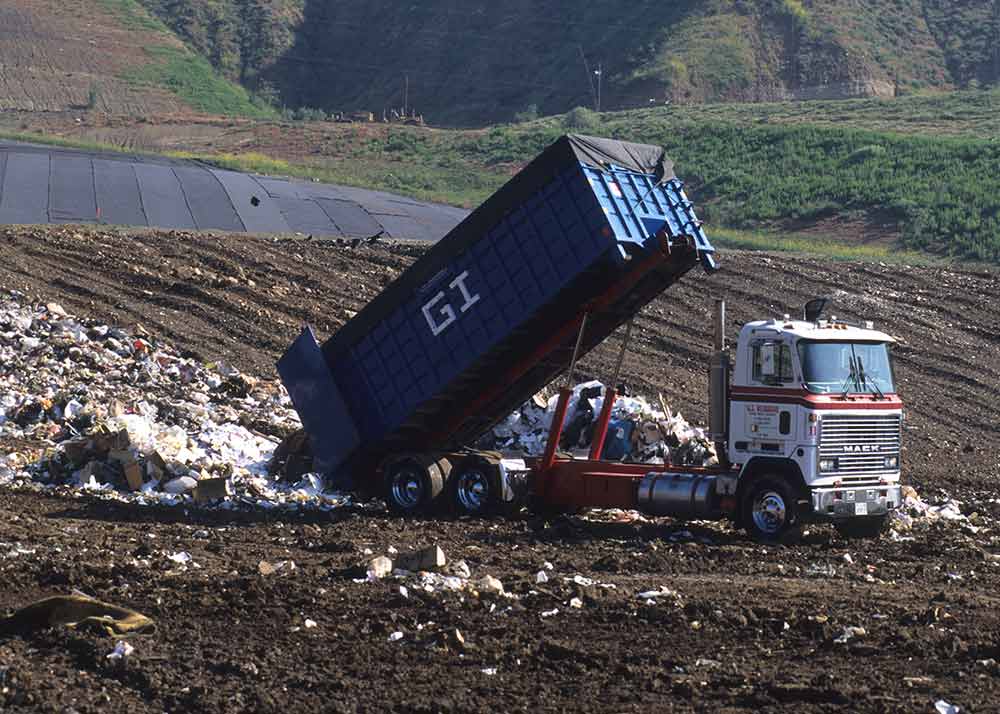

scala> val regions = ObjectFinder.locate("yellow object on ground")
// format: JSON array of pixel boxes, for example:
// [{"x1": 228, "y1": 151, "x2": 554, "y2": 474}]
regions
[{"x1": 0, "y1": 595, "x2": 155, "y2": 636}]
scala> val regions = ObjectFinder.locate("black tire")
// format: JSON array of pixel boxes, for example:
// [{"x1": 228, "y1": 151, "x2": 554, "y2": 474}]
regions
[
  {"x1": 741, "y1": 475, "x2": 802, "y2": 544},
  {"x1": 834, "y1": 515, "x2": 888, "y2": 540},
  {"x1": 450, "y1": 460, "x2": 503, "y2": 517},
  {"x1": 383, "y1": 458, "x2": 444, "y2": 515}
]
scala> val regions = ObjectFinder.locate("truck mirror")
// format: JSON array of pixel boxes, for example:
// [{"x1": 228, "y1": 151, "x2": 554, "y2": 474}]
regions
[{"x1": 760, "y1": 343, "x2": 777, "y2": 376}]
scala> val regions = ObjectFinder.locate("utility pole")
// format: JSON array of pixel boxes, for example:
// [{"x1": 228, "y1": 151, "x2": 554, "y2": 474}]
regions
[{"x1": 595, "y1": 64, "x2": 602, "y2": 112}]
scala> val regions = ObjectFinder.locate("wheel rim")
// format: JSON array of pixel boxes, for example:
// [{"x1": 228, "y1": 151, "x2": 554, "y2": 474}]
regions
[
  {"x1": 456, "y1": 469, "x2": 489, "y2": 512},
  {"x1": 390, "y1": 467, "x2": 425, "y2": 509},
  {"x1": 752, "y1": 490, "x2": 787, "y2": 535}
]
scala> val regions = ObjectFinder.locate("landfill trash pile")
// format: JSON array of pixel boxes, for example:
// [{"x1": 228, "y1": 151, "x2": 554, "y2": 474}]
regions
[
  {"x1": 0, "y1": 292, "x2": 347, "y2": 510},
  {"x1": 890, "y1": 485, "x2": 976, "y2": 532},
  {"x1": 487, "y1": 380, "x2": 719, "y2": 466}
]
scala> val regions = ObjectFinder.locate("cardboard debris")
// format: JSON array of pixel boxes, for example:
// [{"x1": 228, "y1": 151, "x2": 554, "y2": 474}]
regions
[{"x1": 194, "y1": 477, "x2": 231, "y2": 503}]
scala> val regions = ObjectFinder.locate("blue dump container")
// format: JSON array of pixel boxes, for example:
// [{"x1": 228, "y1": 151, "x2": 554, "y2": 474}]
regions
[{"x1": 279, "y1": 134, "x2": 716, "y2": 481}]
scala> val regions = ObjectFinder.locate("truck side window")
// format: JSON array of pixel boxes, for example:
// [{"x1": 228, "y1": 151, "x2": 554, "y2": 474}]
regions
[{"x1": 752, "y1": 341, "x2": 793, "y2": 385}]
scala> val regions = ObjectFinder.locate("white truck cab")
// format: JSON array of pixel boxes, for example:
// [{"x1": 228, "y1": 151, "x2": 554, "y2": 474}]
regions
[{"x1": 716, "y1": 310, "x2": 903, "y2": 539}]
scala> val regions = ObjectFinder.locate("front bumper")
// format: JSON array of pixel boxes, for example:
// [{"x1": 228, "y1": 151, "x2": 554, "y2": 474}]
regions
[{"x1": 810, "y1": 484, "x2": 902, "y2": 520}]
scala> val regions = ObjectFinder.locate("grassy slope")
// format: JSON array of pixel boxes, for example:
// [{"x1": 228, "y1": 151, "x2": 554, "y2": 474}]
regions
[{"x1": 93, "y1": 0, "x2": 274, "y2": 117}]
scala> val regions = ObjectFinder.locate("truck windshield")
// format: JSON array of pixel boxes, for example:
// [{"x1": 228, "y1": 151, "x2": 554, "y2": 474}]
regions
[{"x1": 797, "y1": 341, "x2": 895, "y2": 395}]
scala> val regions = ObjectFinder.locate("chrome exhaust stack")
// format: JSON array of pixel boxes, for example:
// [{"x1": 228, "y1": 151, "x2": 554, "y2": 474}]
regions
[{"x1": 708, "y1": 299, "x2": 730, "y2": 468}]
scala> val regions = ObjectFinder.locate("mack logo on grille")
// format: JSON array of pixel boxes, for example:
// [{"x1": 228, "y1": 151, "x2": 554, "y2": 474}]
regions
[{"x1": 841, "y1": 444, "x2": 881, "y2": 453}]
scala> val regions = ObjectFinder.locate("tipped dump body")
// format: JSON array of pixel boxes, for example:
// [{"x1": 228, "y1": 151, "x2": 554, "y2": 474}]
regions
[{"x1": 278, "y1": 134, "x2": 716, "y2": 480}]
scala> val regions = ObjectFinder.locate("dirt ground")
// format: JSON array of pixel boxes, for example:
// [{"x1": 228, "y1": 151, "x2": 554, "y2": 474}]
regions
[{"x1": 2, "y1": 225, "x2": 1000, "y2": 712}]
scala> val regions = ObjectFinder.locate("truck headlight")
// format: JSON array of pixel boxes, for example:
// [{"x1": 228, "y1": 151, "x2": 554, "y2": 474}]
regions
[
  {"x1": 819, "y1": 458, "x2": 837, "y2": 472},
  {"x1": 884, "y1": 455, "x2": 899, "y2": 469}
]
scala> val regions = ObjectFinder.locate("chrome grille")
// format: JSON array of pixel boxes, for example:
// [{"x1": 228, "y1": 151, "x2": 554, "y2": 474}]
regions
[{"x1": 819, "y1": 414, "x2": 901, "y2": 474}]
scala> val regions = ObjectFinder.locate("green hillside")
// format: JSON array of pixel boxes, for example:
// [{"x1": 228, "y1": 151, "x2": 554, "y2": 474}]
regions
[
  {"x1": 129, "y1": 0, "x2": 1000, "y2": 124},
  {"x1": 95, "y1": 0, "x2": 275, "y2": 117}
]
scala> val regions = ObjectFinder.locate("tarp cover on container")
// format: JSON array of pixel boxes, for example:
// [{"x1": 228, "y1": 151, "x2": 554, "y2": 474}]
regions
[{"x1": 562, "y1": 134, "x2": 674, "y2": 182}]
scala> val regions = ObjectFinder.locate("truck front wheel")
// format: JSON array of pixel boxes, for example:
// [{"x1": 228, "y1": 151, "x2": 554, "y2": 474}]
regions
[{"x1": 742, "y1": 475, "x2": 802, "y2": 544}]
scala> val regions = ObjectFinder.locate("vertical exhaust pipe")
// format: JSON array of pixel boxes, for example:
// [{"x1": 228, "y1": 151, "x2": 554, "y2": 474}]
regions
[{"x1": 709, "y1": 299, "x2": 730, "y2": 468}]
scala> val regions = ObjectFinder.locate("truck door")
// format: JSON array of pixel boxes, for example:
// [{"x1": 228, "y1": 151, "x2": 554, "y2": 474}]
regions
[{"x1": 742, "y1": 339, "x2": 795, "y2": 453}]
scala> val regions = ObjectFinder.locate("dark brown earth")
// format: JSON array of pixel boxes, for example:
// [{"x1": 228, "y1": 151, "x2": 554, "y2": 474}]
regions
[{"x1": 2, "y1": 225, "x2": 1000, "y2": 712}]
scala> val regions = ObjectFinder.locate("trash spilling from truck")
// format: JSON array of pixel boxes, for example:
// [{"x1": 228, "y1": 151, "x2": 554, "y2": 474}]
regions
[{"x1": 485, "y1": 380, "x2": 718, "y2": 466}]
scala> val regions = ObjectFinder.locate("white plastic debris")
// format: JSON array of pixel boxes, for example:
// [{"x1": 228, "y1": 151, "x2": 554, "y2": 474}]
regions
[
  {"x1": 637, "y1": 587, "x2": 679, "y2": 600},
  {"x1": 935, "y1": 701, "x2": 961, "y2": 714},
  {"x1": 481, "y1": 667, "x2": 498, "y2": 676},
  {"x1": 541, "y1": 608, "x2": 559, "y2": 618},
  {"x1": 388, "y1": 631, "x2": 404, "y2": 642},
  {"x1": 304, "y1": 619, "x2": 318, "y2": 629},
  {"x1": 535, "y1": 570, "x2": 549, "y2": 584},
  {"x1": 107, "y1": 641, "x2": 135, "y2": 661},
  {"x1": 163, "y1": 477, "x2": 198, "y2": 495},
  {"x1": 569, "y1": 597, "x2": 583, "y2": 609},
  {"x1": 168, "y1": 551, "x2": 193, "y2": 565}
]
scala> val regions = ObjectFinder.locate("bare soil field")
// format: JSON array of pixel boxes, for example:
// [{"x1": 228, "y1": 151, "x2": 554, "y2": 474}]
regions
[
  {"x1": 0, "y1": 1, "x2": 184, "y2": 115},
  {"x1": 1, "y1": 225, "x2": 1000, "y2": 712}
]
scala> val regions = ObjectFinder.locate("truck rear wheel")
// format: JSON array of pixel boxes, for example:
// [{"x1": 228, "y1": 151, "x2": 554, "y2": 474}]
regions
[
  {"x1": 451, "y1": 461, "x2": 503, "y2": 516},
  {"x1": 835, "y1": 515, "x2": 888, "y2": 539},
  {"x1": 384, "y1": 458, "x2": 445, "y2": 515},
  {"x1": 742, "y1": 475, "x2": 801, "y2": 544}
]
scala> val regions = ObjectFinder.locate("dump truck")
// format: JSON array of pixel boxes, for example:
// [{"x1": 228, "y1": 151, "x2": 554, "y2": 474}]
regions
[{"x1": 278, "y1": 134, "x2": 903, "y2": 541}]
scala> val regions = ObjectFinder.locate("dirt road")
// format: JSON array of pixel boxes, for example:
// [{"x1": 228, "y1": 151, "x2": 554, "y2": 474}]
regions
[{"x1": 1, "y1": 225, "x2": 999, "y2": 712}]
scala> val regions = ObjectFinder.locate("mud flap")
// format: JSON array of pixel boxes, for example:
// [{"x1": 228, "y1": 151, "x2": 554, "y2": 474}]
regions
[{"x1": 277, "y1": 326, "x2": 360, "y2": 477}]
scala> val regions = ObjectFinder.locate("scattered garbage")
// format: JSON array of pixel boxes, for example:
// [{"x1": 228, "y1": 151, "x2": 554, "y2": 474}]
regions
[
  {"x1": 0, "y1": 293, "x2": 353, "y2": 512},
  {"x1": 935, "y1": 700, "x2": 961, "y2": 714},
  {"x1": 167, "y1": 552, "x2": 193, "y2": 566},
  {"x1": 833, "y1": 626, "x2": 866, "y2": 644},
  {"x1": 637, "y1": 587, "x2": 680, "y2": 602},
  {"x1": 366, "y1": 556, "x2": 394, "y2": 580},
  {"x1": 107, "y1": 641, "x2": 135, "y2": 662},
  {"x1": 486, "y1": 381, "x2": 718, "y2": 466},
  {"x1": 258, "y1": 560, "x2": 297, "y2": 577}
]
